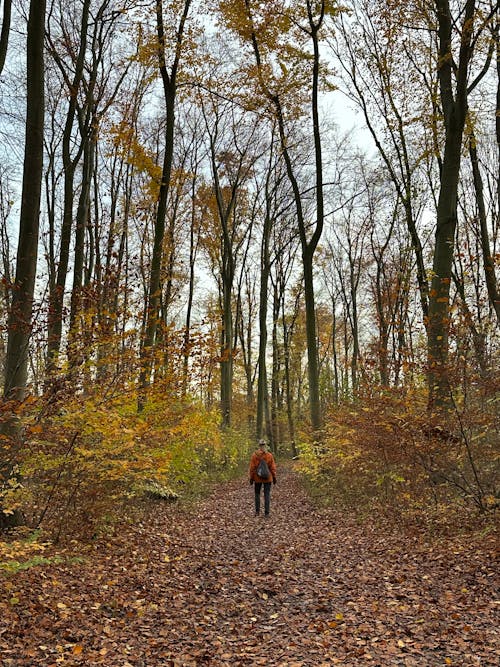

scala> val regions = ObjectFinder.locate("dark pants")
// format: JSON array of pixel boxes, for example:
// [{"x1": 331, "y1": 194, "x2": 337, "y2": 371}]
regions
[{"x1": 254, "y1": 482, "x2": 272, "y2": 515}]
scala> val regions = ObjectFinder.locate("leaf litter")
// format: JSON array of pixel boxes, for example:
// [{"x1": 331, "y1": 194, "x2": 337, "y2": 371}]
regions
[{"x1": 0, "y1": 466, "x2": 498, "y2": 666}]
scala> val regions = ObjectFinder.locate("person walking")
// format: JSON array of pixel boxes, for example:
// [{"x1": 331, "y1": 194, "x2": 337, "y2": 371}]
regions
[{"x1": 249, "y1": 439, "x2": 277, "y2": 517}]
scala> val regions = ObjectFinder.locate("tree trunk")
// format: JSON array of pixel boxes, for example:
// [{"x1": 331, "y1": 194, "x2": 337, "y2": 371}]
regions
[
  {"x1": 270, "y1": 283, "x2": 281, "y2": 450},
  {"x1": 452, "y1": 271, "x2": 488, "y2": 376},
  {"x1": 2, "y1": 0, "x2": 45, "y2": 529},
  {"x1": 138, "y1": 86, "x2": 175, "y2": 408},
  {"x1": 374, "y1": 263, "x2": 389, "y2": 387},
  {"x1": 45, "y1": 0, "x2": 90, "y2": 373},
  {"x1": 303, "y1": 246, "x2": 322, "y2": 430},
  {"x1": 428, "y1": 0, "x2": 475, "y2": 409},
  {"x1": 0, "y1": 0, "x2": 11, "y2": 76},
  {"x1": 220, "y1": 275, "x2": 233, "y2": 428},
  {"x1": 428, "y1": 135, "x2": 463, "y2": 406},
  {"x1": 256, "y1": 181, "x2": 272, "y2": 439},
  {"x1": 182, "y1": 168, "x2": 199, "y2": 396},
  {"x1": 69, "y1": 126, "x2": 95, "y2": 338},
  {"x1": 282, "y1": 284, "x2": 299, "y2": 455},
  {"x1": 331, "y1": 297, "x2": 339, "y2": 403},
  {"x1": 4, "y1": 0, "x2": 45, "y2": 400},
  {"x1": 469, "y1": 136, "x2": 500, "y2": 323}
]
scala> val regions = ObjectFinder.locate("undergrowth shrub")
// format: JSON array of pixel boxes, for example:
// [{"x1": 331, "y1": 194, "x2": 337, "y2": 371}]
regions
[
  {"x1": 2, "y1": 388, "x2": 252, "y2": 542},
  {"x1": 298, "y1": 386, "x2": 499, "y2": 521}
]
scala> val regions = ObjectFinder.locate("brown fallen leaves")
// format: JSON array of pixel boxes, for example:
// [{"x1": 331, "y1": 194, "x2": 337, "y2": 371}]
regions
[{"x1": 0, "y1": 466, "x2": 498, "y2": 666}]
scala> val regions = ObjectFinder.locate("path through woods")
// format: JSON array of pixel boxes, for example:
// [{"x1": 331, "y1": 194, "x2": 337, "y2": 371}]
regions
[{"x1": 1, "y1": 466, "x2": 498, "y2": 666}]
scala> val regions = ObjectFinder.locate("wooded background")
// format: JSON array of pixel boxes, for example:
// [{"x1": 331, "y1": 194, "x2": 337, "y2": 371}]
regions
[{"x1": 0, "y1": 0, "x2": 498, "y2": 536}]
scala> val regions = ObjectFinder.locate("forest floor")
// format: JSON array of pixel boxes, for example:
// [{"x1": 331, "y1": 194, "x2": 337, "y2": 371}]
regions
[{"x1": 0, "y1": 465, "x2": 498, "y2": 667}]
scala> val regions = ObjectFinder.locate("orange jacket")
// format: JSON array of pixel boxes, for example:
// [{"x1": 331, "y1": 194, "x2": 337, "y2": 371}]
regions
[{"x1": 249, "y1": 450, "x2": 276, "y2": 483}]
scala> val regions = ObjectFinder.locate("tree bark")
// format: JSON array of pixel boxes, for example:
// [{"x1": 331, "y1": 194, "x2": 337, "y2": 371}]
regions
[
  {"x1": 69, "y1": 126, "x2": 95, "y2": 338},
  {"x1": 256, "y1": 159, "x2": 273, "y2": 439},
  {"x1": 183, "y1": 162, "x2": 200, "y2": 396},
  {"x1": 45, "y1": 0, "x2": 90, "y2": 373},
  {"x1": 428, "y1": 0, "x2": 475, "y2": 409},
  {"x1": 469, "y1": 136, "x2": 500, "y2": 323},
  {"x1": 4, "y1": 0, "x2": 45, "y2": 400},
  {"x1": 2, "y1": 0, "x2": 45, "y2": 529},
  {"x1": 0, "y1": 0, "x2": 11, "y2": 76}
]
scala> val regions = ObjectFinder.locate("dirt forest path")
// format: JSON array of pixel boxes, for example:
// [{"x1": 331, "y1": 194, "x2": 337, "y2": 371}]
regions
[{"x1": 1, "y1": 465, "x2": 498, "y2": 667}]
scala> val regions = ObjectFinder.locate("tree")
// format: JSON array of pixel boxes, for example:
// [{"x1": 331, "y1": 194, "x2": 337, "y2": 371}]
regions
[
  {"x1": 256, "y1": 134, "x2": 281, "y2": 441},
  {"x1": 270, "y1": 208, "x2": 301, "y2": 451},
  {"x1": 331, "y1": 0, "x2": 430, "y2": 327},
  {"x1": 333, "y1": 0, "x2": 498, "y2": 406},
  {"x1": 68, "y1": 3, "x2": 132, "y2": 350},
  {"x1": 198, "y1": 90, "x2": 260, "y2": 427},
  {"x1": 2, "y1": 0, "x2": 46, "y2": 529},
  {"x1": 330, "y1": 203, "x2": 368, "y2": 396},
  {"x1": 94, "y1": 60, "x2": 153, "y2": 382},
  {"x1": 427, "y1": 0, "x2": 497, "y2": 408},
  {"x1": 469, "y1": 130, "x2": 500, "y2": 324},
  {"x1": 44, "y1": 0, "x2": 91, "y2": 372},
  {"x1": 3, "y1": 0, "x2": 46, "y2": 400},
  {"x1": 179, "y1": 108, "x2": 205, "y2": 396},
  {"x1": 138, "y1": 0, "x2": 193, "y2": 410},
  {"x1": 221, "y1": 0, "x2": 340, "y2": 436},
  {"x1": 0, "y1": 170, "x2": 13, "y2": 382},
  {"x1": 44, "y1": 1, "x2": 135, "y2": 376}
]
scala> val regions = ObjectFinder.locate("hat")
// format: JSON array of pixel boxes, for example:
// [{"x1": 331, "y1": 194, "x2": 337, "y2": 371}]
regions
[{"x1": 258, "y1": 439, "x2": 267, "y2": 447}]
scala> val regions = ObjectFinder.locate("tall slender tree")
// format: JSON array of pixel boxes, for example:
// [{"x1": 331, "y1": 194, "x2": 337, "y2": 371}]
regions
[
  {"x1": 45, "y1": 0, "x2": 91, "y2": 372},
  {"x1": 428, "y1": 0, "x2": 495, "y2": 407},
  {"x1": 2, "y1": 0, "x2": 46, "y2": 528},
  {"x1": 225, "y1": 0, "x2": 339, "y2": 436},
  {"x1": 256, "y1": 140, "x2": 276, "y2": 440},
  {"x1": 4, "y1": 0, "x2": 46, "y2": 400},
  {"x1": 138, "y1": 0, "x2": 192, "y2": 410},
  {"x1": 199, "y1": 94, "x2": 259, "y2": 427}
]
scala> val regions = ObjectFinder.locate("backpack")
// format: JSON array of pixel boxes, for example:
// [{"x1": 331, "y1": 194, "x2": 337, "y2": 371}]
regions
[{"x1": 256, "y1": 456, "x2": 270, "y2": 479}]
